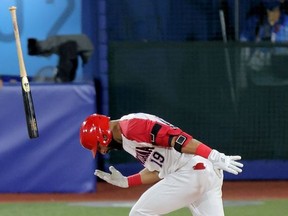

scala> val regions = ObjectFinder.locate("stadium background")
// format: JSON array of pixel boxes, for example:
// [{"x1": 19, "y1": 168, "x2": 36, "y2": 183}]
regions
[{"x1": 0, "y1": 0, "x2": 288, "y2": 194}]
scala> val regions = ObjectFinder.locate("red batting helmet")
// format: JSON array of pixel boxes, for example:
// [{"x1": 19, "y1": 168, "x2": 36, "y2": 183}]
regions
[{"x1": 80, "y1": 114, "x2": 112, "y2": 157}]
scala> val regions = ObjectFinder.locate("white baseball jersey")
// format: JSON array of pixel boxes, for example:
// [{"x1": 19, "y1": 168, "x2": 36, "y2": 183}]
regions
[
  {"x1": 119, "y1": 113, "x2": 194, "y2": 179},
  {"x1": 119, "y1": 113, "x2": 224, "y2": 216}
]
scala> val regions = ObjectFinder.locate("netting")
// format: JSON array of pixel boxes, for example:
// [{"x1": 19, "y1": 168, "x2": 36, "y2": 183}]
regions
[
  {"x1": 105, "y1": 0, "x2": 278, "y2": 42},
  {"x1": 106, "y1": 0, "x2": 223, "y2": 41},
  {"x1": 105, "y1": 1, "x2": 288, "y2": 162},
  {"x1": 109, "y1": 42, "x2": 288, "y2": 160}
]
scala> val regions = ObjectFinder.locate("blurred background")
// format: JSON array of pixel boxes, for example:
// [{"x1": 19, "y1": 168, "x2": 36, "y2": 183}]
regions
[{"x1": 0, "y1": 0, "x2": 288, "y2": 193}]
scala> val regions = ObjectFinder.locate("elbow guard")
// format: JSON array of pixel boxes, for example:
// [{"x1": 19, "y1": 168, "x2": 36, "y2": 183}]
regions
[{"x1": 150, "y1": 122, "x2": 192, "y2": 151}]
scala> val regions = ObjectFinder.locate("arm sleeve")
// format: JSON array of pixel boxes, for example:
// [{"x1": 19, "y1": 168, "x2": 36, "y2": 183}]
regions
[{"x1": 119, "y1": 118, "x2": 192, "y2": 148}]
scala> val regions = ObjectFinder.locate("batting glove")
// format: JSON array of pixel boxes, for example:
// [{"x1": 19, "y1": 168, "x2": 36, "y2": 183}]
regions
[
  {"x1": 208, "y1": 149, "x2": 243, "y2": 175},
  {"x1": 94, "y1": 166, "x2": 128, "y2": 188}
]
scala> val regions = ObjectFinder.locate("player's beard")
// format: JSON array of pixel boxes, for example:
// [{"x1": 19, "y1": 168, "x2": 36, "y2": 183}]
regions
[{"x1": 107, "y1": 138, "x2": 123, "y2": 152}]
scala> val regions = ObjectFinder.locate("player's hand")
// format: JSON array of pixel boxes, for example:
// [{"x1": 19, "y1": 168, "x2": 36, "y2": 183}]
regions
[
  {"x1": 94, "y1": 166, "x2": 129, "y2": 188},
  {"x1": 208, "y1": 149, "x2": 243, "y2": 175}
]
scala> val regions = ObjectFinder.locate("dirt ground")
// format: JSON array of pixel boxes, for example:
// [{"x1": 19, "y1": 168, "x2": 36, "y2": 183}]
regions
[{"x1": 0, "y1": 181, "x2": 287, "y2": 202}]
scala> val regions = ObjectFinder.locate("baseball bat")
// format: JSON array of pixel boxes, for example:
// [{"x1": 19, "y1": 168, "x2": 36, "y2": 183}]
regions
[{"x1": 9, "y1": 6, "x2": 39, "y2": 139}]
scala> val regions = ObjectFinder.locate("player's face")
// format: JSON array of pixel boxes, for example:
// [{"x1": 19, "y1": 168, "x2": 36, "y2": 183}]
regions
[
  {"x1": 97, "y1": 143, "x2": 109, "y2": 155},
  {"x1": 97, "y1": 134, "x2": 111, "y2": 155},
  {"x1": 97, "y1": 138, "x2": 123, "y2": 155}
]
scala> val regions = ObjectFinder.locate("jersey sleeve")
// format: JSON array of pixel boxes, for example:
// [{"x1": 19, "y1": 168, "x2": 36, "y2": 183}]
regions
[
  {"x1": 119, "y1": 117, "x2": 192, "y2": 148},
  {"x1": 119, "y1": 118, "x2": 152, "y2": 143}
]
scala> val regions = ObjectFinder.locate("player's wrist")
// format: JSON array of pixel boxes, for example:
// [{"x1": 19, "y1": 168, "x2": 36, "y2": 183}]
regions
[
  {"x1": 195, "y1": 143, "x2": 212, "y2": 159},
  {"x1": 127, "y1": 173, "x2": 142, "y2": 187}
]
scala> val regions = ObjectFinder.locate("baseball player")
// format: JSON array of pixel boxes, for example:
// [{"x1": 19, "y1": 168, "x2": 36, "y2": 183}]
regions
[{"x1": 80, "y1": 113, "x2": 243, "y2": 216}]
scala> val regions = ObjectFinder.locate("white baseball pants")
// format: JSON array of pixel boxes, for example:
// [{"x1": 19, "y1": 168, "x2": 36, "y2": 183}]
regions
[{"x1": 129, "y1": 156, "x2": 224, "y2": 216}]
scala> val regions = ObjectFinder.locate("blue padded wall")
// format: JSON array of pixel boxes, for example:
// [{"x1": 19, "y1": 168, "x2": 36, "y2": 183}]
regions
[{"x1": 0, "y1": 83, "x2": 96, "y2": 192}]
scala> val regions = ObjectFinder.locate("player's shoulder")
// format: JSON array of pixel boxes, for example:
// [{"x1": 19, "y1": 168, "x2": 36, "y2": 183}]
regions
[
  {"x1": 119, "y1": 113, "x2": 156, "y2": 140},
  {"x1": 120, "y1": 112, "x2": 157, "y2": 121}
]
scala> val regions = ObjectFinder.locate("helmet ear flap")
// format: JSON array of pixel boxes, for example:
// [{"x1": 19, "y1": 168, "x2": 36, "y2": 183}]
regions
[{"x1": 101, "y1": 130, "x2": 112, "y2": 146}]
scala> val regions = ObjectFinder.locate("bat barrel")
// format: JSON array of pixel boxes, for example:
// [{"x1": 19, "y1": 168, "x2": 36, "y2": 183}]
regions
[
  {"x1": 10, "y1": 6, "x2": 39, "y2": 139},
  {"x1": 22, "y1": 87, "x2": 39, "y2": 138}
]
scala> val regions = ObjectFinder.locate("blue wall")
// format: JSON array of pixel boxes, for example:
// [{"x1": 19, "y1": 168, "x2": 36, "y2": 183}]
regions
[{"x1": 0, "y1": 84, "x2": 96, "y2": 192}]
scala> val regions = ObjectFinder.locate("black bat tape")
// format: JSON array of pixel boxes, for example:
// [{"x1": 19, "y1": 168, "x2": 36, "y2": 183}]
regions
[{"x1": 21, "y1": 77, "x2": 39, "y2": 139}]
